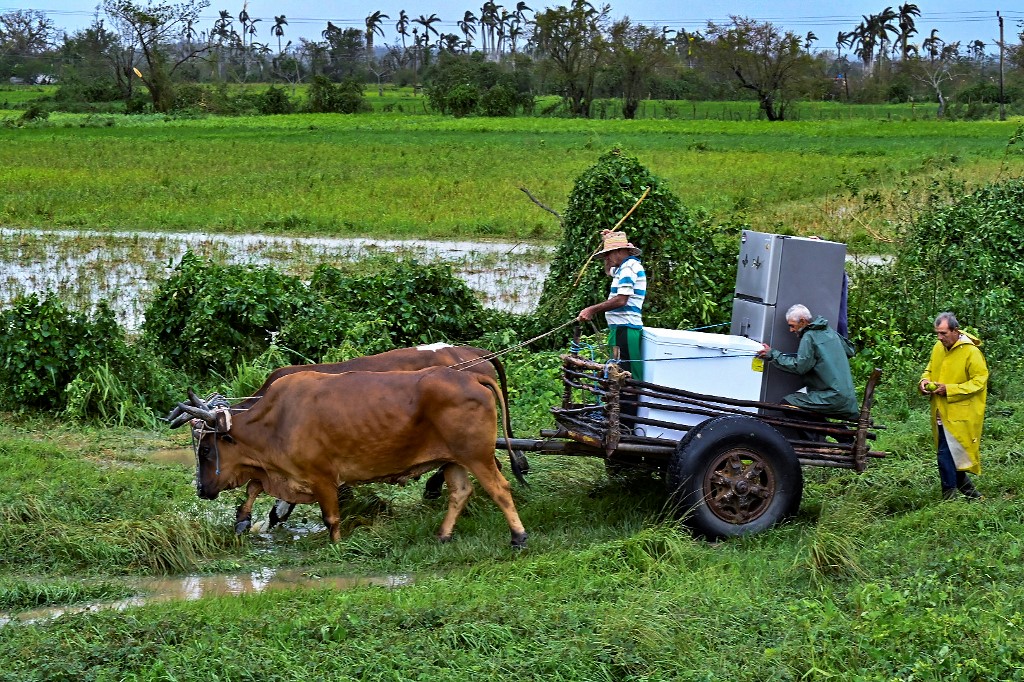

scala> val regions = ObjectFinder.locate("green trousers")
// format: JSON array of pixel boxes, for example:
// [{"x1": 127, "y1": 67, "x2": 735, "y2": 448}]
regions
[{"x1": 607, "y1": 325, "x2": 644, "y2": 382}]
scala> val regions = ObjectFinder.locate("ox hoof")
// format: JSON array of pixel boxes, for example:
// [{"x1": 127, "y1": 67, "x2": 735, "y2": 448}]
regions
[
  {"x1": 512, "y1": 451, "x2": 531, "y2": 474},
  {"x1": 438, "y1": 533, "x2": 453, "y2": 544},
  {"x1": 510, "y1": 531, "x2": 528, "y2": 550},
  {"x1": 234, "y1": 518, "x2": 252, "y2": 535}
]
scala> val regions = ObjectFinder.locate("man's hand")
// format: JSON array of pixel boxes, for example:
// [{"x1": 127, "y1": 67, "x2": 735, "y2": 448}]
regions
[
  {"x1": 577, "y1": 306, "x2": 595, "y2": 322},
  {"x1": 756, "y1": 343, "x2": 771, "y2": 358}
]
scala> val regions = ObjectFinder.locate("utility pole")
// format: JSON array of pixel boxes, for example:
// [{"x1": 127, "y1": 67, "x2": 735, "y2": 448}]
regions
[{"x1": 998, "y1": 11, "x2": 1006, "y2": 121}]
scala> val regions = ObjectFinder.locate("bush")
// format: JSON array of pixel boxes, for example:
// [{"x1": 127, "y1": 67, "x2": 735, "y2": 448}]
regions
[
  {"x1": 309, "y1": 257, "x2": 490, "y2": 346},
  {"x1": 257, "y1": 86, "x2": 296, "y2": 114},
  {"x1": 306, "y1": 75, "x2": 369, "y2": 114},
  {"x1": 847, "y1": 177, "x2": 1024, "y2": 386},
  {"x1": 141, "y1": 251, "x2": 310, "y2": 377},
  {"x1": 533, "y1": 148, "x2": 733, "y2": 344},
  {"x1": 0, "y1": 295, "x2": 175, "y2": 417}
]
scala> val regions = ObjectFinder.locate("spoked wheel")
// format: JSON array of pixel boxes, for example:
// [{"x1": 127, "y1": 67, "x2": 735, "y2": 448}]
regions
[
  {"x1": 667, "y1": 415, "x2": 803, "y2": 540},
  {"x1": 701, "y1": 446, "x2": 778, "y2": 525}
]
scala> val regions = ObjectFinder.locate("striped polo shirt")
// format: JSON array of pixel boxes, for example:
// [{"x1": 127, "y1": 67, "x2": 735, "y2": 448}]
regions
[{"x1": 604, "y1": 256, "x2": 646, "y2": 328}]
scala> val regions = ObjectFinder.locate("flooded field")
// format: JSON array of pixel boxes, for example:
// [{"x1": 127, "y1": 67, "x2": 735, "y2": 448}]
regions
[{"x1": 0, "y1": 228, "x2": 554, "y2": 328}]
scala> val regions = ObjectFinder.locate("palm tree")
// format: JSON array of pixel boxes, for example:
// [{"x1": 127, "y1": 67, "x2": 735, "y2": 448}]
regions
[
  {"x1": 835, "y1": 30, "x2": 854, "y2": 60},
  {"x1": 396, "y1": 10, "x2": 410, "y2": 52},
  {"x1": 803, "y1": 31, "x2": 817, "y2": 54},
  {"x1": 322, "y1": 21, "x2": 341, "y2": 42},
  {"x1": 896, "y1": 3, "x2": 920, "y2": 60},
  {"x1": 413, "y1": 13, "x2": 442, "y2": 45},
  {"x1": 365, "y1": 11, "x2": 390, "y2": 61},
  {"x1": 852, "y1": 16, "x2": 882, "y2": 68},
  {"x1": 922, "y1": 28, "x2": 942, "y2": 63},
  {"x1": 271, "y1": 15, "x2": 287, "y2": 54},
  {"x1": 458, "y1": 11, "x2": 478, "y2": 48},
  {"x1": 872, "y1": 7, "x2": 899, "y2": 63},
  {"x1": 969, "y1": 39, "x2": 986, "y2": 62}
]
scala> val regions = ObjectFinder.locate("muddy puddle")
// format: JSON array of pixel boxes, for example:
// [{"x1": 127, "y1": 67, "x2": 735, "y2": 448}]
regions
[
  {"x1": 0, "y1": 568, "x2": 414, "y2": 627},
  {"x1": 0, "y1": 228, "x2": 553, "y2": 327}
]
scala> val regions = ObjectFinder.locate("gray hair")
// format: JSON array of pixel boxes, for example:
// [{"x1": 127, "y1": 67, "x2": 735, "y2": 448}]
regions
[
  {"x1": 785, "y1": 304, "x2": 812, "y2": 323},
  {"x1": 934, "y1": 311, "x2": 960, "y2": 329}
]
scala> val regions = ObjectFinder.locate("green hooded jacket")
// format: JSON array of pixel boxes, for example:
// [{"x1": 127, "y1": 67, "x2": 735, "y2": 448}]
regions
[{"x1": 767, "y1": 316, "x2": 859, "y2": 420}]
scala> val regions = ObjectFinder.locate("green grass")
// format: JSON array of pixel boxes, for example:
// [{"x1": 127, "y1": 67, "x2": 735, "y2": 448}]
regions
[{"x1": 1, "y1": 111, "x2": 1022, "y2": 242}]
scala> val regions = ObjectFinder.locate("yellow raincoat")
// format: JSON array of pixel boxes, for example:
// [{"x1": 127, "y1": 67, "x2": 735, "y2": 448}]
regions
[{"x1": 921, "y1": 332, "x2": 988, "y2": 474}]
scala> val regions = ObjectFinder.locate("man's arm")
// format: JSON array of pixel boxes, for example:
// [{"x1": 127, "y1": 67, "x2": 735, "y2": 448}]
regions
[
  {"x1": 578, "y1": 294, "x2": 629, "y2": 322},
  {"x1": 766, "y1": 334, "x2": 817, "y2": 376}
]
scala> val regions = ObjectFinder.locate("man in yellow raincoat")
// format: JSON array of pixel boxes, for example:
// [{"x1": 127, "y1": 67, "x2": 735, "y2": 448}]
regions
[{"x1": 919, "y1": 312, "x2": 988, "y2": 500}]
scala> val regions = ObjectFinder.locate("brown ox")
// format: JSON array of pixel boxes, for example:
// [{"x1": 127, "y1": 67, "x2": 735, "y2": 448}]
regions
[
  {"x1": 172, "y1": 367, "x2": 528, "y2": 547},
  {"x1": 223, "y1": 344, "x2": 527, "y2": 532}
]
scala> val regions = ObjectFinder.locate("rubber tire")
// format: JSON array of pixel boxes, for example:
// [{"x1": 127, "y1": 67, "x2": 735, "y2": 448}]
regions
[{"x1": 666, "y1": 415, "x2": 803, "y2": 540}]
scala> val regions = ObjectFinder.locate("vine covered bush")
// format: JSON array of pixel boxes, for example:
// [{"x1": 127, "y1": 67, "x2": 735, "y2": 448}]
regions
[
  {"x1": 847, "y1": 177, "x2": 1024, "y2": 387},
  {"x1": 142, "y1": 251, "x2": 310, "y2": 376},
  {"x1": 534, "y1": 148, "x2": 735, "y2": 342},
  {"x1": 308, "y1": 257, "x2": 492, "y2": 347},
  {"x1": 0, "y1": 295, "x2": 176, "y2": 416}
]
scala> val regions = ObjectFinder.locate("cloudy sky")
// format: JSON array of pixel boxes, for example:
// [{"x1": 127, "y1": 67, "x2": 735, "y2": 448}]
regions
[{"x1": 10, "y1": 0, "x2": 1020, "y2": 53}]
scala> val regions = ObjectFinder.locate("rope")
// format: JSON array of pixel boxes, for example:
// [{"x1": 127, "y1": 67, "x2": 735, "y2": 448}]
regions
[
  {"x1": 685, "y1": 321, "x2": 730, "y2": 331},
  {"x1": 448, "y1": 319, "x2": 579, "y2": 372}
]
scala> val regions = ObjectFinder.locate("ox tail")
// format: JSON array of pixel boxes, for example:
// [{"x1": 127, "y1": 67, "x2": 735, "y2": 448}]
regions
[
  {"x1": 483, "y1": 354, "x2": 531, "y2": 475},
  {"x1": 485, "y1": 355, "x2": 516, "y2": 439},
  {"x1": 477, "y1": 374, "x2": 528, "y2": 487}
]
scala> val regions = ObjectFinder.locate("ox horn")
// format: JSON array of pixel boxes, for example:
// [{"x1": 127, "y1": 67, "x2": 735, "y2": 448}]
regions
[
  {"x1": 177, "y1": 403, "x2": 217, "y2": 424},
  {"x1": 187, "y1": 388, "x2": 208, "y2": 408},
  {"x1": 166, "y1": 411, "x2": 195, "y2": 429}
]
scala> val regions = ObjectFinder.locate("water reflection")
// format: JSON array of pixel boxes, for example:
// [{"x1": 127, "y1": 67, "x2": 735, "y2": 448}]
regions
[
  {"x1": 0, "y1": 228, "x2": 553, "y2": 328},
  {"x1": 0, "y1": 569, "x2": 414, "y2": 627}
]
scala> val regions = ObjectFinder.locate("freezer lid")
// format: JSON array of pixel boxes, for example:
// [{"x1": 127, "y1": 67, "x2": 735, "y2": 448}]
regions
[{"x1": 641, "y1": 327, "x2": 765, "y2": 353}]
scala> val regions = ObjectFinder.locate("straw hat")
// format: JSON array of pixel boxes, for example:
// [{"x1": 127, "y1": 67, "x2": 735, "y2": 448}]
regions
[{"x1": 594, "y1": 230, "x2": 641, "y2": 257}]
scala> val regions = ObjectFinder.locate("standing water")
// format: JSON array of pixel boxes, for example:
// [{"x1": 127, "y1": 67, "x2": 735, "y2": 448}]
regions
[
  {"x1": 0, "y1": 569, "x2": 415, "y2": 627},
  {"x1": 0, "y1": 228, "x2": 554, "y2": 329}
]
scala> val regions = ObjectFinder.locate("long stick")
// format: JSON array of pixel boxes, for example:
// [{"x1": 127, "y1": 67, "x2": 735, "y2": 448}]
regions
[{"x1": 573, "y1": 186, "x2": 651, "y2": 286}]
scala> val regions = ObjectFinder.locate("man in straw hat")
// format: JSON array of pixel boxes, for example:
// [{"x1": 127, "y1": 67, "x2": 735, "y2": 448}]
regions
[{"x1": 577, "y1": 230, "x2": 647, "y2": 383}]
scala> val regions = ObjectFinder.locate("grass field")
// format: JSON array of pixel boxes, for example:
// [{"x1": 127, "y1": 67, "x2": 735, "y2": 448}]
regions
[
  {"x1": 2, "y1": 107, "x2": 1022, "y2": 245},
  {"x1": 2, "y1": 101, "x2": 1024, "y2": 678},
  {"x1": 0, "y1": 352, "x2": 1022, "y2": 679}
]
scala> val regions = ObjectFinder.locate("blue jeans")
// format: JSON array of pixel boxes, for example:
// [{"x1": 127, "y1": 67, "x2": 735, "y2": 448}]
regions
[{"x1": 936, "y1": 424, "x2": 965, "y2": 490}]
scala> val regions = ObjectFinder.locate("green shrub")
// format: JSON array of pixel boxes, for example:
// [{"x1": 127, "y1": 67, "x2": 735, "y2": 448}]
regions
[
  {"x1": 257, "y1": 86, "x2": 296, "y2": 114},
  {"x1": 847, "y1": 177, "x2": 1024, "y2": 389},
  {"x1": 0, "y1": 295, "x2": 172, "y2": 416},
  {"x1": 306, "y1": 75, "x2": 369, "y2": 114},
  {"x1": 309, "y1": 257, "x2": 489, "y2": 346},
  {"x1": 534, "y1": 148, "x2": 733, "y2": 344},
  {"x1": 141, "y1": 251, "x2": 310, "y2": 377}
]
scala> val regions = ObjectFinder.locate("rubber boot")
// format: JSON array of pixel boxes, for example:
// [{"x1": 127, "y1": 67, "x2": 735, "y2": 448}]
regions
[
  {"x1": 941, "y1": 487, "x2": 958, "y2": 501},
  {"x1": 957, "y1": 475, "x2": 983, "y2": 501}
]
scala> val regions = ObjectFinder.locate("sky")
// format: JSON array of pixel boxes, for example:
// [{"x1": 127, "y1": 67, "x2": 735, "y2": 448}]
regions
[{"x1": 6, "y1": 0, "x2": 1021, "y2": 54}]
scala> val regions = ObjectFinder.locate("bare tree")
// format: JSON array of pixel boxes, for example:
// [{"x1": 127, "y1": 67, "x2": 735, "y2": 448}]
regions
[{"x1": 702, "y1": 15, "x2": 816, "y2": 121}]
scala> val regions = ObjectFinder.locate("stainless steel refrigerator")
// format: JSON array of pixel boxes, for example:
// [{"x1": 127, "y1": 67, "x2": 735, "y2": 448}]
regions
[{"x1": 729, "y1": 230, "x2": 847, "y2": 405}]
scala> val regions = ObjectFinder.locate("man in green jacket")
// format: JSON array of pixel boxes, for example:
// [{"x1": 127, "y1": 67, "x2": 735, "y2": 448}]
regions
[
  {"x1": 756, "y1": 304, "x2": 859, "y2": 421},
  {"x1": 919, "y1": 312, "x2": 988, "y2": 501}
]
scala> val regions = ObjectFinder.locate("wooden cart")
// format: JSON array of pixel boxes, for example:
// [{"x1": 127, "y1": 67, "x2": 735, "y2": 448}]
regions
[{"x1": 502, "y1": 344, "x2": 886, "y2": 539}]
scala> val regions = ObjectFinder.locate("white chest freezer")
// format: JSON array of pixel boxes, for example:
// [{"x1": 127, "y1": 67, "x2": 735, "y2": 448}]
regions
[{"x1": 635, "y1": 327, "x2": 765, "y2": 441}]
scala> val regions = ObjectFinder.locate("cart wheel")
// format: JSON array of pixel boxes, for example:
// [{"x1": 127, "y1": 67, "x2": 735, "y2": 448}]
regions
[{"x1": 667, "y1": 415, "x2": 802, "y2": 540}]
